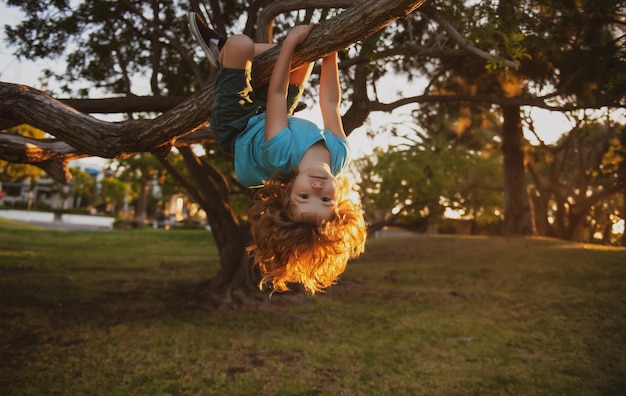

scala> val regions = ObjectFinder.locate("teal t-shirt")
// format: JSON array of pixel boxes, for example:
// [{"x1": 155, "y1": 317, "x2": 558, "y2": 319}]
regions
[{"x1": 234, "y1": 114, "x2": 350, "y2": 187}]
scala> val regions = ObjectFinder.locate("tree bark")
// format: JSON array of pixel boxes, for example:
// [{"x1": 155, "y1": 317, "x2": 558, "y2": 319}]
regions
[
  {"x1": 135, "y1": 180, "x2": 150, "y2": 226},
  {"x1": 501, "y1": 105, "x2": 536, "y2": 236}
]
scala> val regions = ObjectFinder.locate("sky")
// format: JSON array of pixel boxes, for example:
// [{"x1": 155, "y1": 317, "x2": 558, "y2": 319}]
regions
[{"x1": 0, "y1": 3, "x2": 586, "y2": 171}]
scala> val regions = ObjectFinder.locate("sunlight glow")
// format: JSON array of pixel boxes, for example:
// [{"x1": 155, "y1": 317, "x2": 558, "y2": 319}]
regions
[
  {"x1": 348, "y1": 191, "x2": 361, "y2": 205},
  {"x1": 175, "y1": 197, "x2": 184, "y2": 221},
  {"x1": 444, "y1": 207, "x2": 463, "y2": 219}
]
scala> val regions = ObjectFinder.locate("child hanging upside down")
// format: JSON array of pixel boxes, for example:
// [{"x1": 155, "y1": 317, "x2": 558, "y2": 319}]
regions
[{"x1": 189, "y1": 13, "x2": 367, "y2": 294}]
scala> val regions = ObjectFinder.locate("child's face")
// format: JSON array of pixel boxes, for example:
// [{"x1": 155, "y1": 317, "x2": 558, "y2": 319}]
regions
[{"x1": 289, "y1": 165, "x2": 338, "y2": 223}]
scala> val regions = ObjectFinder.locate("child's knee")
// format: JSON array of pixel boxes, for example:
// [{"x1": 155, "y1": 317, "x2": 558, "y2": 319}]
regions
[
  {"x1": 225, "y1": 34, "x2": 254, "y2": 51},
  {"x1": 221, "y1": 35, "x2": 255, "y2": 68}
]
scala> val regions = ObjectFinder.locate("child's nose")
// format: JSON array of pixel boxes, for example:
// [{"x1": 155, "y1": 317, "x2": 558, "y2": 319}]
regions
[{"x1": 311, "y1": 181, "x2": 324, "y2": 189}]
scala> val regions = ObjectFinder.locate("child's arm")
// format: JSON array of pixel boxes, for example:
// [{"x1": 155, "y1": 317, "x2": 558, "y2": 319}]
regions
[
  {"x1": 265, "y1": 23, "x2": 316, "y2": 141},
  {"x1": 319, "y1": 51, "x2": 347, "y2": 139}
]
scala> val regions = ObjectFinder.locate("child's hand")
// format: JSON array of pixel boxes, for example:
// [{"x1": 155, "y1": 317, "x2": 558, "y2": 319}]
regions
[{"x1": 285, "y1": 23, "x2": 317, "y2": 46}]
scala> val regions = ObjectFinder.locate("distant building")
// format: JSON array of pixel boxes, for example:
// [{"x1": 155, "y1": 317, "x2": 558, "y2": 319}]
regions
[
  {"x1": 1, "y1": 162, "x2": 206, "y2": 227},
  {"x1": 1, "y1": 161, "x2": 102, "y2": 210},
  {"x1": 1, "y1": 176, "x2": 77, "y2": 210}
]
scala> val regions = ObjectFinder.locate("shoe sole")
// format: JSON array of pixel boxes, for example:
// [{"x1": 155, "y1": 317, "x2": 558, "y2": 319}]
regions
[{"x1": 189, "y1": 13, "x2": 219, "y2": 70}]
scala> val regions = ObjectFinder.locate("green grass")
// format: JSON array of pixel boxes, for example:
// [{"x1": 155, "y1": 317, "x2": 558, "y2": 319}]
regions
[{"x1": 1, "y1": 218, "x2": 625, "y2": 395}]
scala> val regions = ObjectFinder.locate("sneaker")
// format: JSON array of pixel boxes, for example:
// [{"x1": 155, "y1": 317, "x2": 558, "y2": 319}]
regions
[{"x1": 188, "y1": 12, "x2": 225, "y2": 70}]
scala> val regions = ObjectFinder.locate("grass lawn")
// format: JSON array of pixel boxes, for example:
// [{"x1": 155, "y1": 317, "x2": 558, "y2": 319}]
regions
[{"x1": 1, "y1": 217, "x2": 625, "y2": 395}]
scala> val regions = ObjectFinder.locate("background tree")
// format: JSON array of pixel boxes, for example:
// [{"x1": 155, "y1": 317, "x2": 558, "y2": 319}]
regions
[
  {"x1": 100, "y1": 177, "x2": 132, "y2": 217},
  {"x1": 107, "y1": 153, "x2": 170, "y2": 225},
  {"x1": 405, "y1": 0, "x2": 626, "y2": 236},
  {"x1": 67, "y1": 167, "x2": 99, "y2": 210},
  {"x1": 354, "y1": 105, "x2": 502, "y2": 234},
  {"x1": 527, "y1": 119, "x2": 625, "y2": 243}
]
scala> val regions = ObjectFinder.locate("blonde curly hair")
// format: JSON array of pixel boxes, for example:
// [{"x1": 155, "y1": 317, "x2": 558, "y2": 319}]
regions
[{"x1": 247, "y1": 173, "x2": 367, "y2": 295}]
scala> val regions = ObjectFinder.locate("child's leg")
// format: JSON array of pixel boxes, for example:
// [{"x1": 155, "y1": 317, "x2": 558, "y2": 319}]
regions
[
  {"x1": 289, "y1": 62, "x2": 314, "y2": 85},
  {"x1": 225, "y1": 39, "x2": 313, "y2": 115},
  {"x1": 211, "y1": 35, "x2": 268, "y2": 152},
  {"x1": 220, "y1": 36, "x2": 312, "y2": 82},
  {"x1": 219, "y1": 38, "x2": 277, "y2": 67},
  {"x1": 219, "y1": 34, "x2": 256, "y2": 69},
  {"x1": 284, "y1": 62, "x2": 313, "y2": 115}
]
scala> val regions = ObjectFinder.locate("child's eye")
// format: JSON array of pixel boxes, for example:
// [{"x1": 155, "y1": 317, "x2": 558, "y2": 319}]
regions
[
  {"x1": 299, "y1": 193, "x2": 309, "y2": 199},
  {"x1": 322, "y1": 197, "x2": 332, "y2": 202}
]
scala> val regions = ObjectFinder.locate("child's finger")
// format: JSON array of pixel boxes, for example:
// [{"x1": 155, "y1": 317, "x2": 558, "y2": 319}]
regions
[{"x1": 306, "y1": 22, "x2": 318, "y2": 33}]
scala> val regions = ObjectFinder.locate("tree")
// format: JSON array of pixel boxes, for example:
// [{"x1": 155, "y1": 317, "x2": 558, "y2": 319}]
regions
[
  {"x1": 354, "y1": 109, "x2": 502, "y2": 234},
  {"x1": 527, "y1": 119, "x2": 625, "y2": 243},
  {"x1": 108, "y1": 153, "x2": 172, "y2": 225},
  {"x1": 399, "y1": 0, "x2": 626, "y2": 236},
  {"x1": 0, "y1": 0, "x2": 428, "y2": 302},
  {"x1": 493, "y1": 0, "x2": 626, "y2": 236},
  {"x1": 67, "y1": 167, "x2": 99, "y2": 210},
  {"x1": 100, "y1": 177, "x2": 132, "y2": 217}
]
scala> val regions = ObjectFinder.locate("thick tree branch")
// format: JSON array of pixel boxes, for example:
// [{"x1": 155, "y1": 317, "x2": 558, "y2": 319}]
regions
[
  {"x1": 256, "y1": 0, "x2": 358, "y2": 42},
  {"x1": 0, "y1": 81, "x2": 212, "y2": 154},
  {"x1": 252, "y1": 0, "x2": 427, "y2": 85},
  {"x1": 0, "y1": 132, "x2": 87, "y2": 182}
]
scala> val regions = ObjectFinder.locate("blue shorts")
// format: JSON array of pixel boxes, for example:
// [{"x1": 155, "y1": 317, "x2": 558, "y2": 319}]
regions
[{"x1": 210, "y1": 67, "x2": 304, "y2": 152}]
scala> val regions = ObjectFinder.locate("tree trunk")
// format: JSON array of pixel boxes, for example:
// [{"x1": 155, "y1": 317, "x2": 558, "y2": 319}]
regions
[
  {"x1": 135, "y1": 179, "x2": 150, "y2": 225},
  {"x1": 623, "y1": 183, "x2": 626, "y2": 247},
  {"x1": 526, "y1": 150, "x2": 551, "y2": 237},
  {"x1": 567, "y1": 209, "x2": 587, "y2": 242},
  {"x1": 501, "y1": 105, "x2": 536, "y2": 236},
  {"x1": 531, "y1": 191, "x2": 550, "y2": 236}
]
